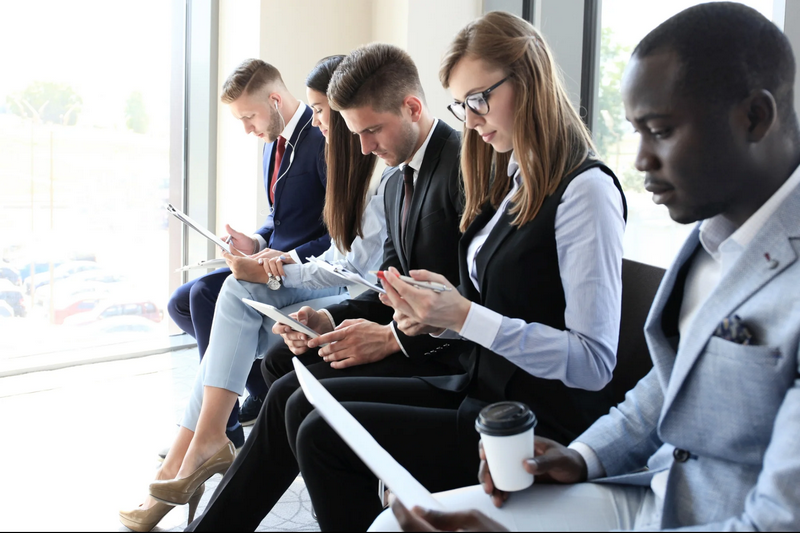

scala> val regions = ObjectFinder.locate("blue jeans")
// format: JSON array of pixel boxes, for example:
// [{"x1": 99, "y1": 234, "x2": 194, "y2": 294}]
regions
[{"x1": 180, "y1": 274, "x2": 345, "y2": 431}]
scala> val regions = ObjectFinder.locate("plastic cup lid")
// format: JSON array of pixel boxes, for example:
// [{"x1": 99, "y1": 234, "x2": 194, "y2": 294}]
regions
[{"x1": 475, "y1": 401, "x2": 537, "y2": 437}]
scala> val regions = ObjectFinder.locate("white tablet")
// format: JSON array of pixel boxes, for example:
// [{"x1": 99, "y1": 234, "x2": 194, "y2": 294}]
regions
[{"x1": 242, "y1": 298, "x2": 320, "y2": 339}]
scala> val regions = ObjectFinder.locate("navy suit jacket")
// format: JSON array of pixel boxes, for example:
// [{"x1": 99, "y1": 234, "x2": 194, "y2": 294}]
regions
[{"x1": 256, "y1": 105, "x2": 329, "y2": 261}]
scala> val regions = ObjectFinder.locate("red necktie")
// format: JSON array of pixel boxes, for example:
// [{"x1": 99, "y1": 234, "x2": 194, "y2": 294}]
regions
[{"x1": 270, "y1": 136, "x2": 286, "y2": 205}]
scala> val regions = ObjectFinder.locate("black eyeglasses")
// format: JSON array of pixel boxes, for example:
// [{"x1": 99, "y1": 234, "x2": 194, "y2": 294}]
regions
[{"x1": 447, "y1": 76, "x2": 511, "y2": 122}]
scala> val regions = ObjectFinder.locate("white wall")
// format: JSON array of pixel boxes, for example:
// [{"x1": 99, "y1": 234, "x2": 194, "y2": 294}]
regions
[
  {"x1": 216, "y1": 0, "x2": 262, "y2": 237},
  {"x1": 215, "y1": 0, "x2": 485, "y2": 235},
  {"x1": 407, "y1": 0, "x2": 484, "y2": 130}
]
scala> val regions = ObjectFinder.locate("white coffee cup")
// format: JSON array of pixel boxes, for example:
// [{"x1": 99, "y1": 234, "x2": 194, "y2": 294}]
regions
[{"x1": 475, "y1": 401, "x2": 537, "y2": 492}]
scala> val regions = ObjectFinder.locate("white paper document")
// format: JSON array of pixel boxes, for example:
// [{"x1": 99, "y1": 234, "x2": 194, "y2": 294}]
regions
[
  {"x1": 166, "y1": 203, "x2": 231, "y2": 254},
  {"x1": 175, "y1": 258, "x2": 227, "y2": 272},
  {"x1": 292, "y1": 357, "x2": 442, "y2": 511},
  {"x1": 306, "y1": 256, "x2": 386, "y2": 294}
]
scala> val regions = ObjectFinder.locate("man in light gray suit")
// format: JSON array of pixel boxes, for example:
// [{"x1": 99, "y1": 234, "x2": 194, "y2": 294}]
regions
[{"x1": 380, "y1": 3, "x2": 800, "y2": 531}]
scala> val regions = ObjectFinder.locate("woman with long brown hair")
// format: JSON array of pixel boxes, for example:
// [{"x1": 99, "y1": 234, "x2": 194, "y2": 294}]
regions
[
  {"x1": 285, "y1": 11, "x2": 627, "y2": 530},
  {"x1": 119, "y1": 55, "x2": 385, "y2": 532}
]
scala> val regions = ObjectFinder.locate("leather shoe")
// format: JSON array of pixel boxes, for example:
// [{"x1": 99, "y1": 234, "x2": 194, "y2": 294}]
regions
[
  {"x1": 119, "y1": 483, "x2": 204, "y2": 532},
  {"x1": 149, "y1": 442, "x2": 234, "y2": 505}
]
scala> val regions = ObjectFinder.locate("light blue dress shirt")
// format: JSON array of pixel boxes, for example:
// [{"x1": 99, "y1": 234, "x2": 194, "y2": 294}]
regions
[{"x1": 446, "y1": 154, "x2": 626, "y2": 391}]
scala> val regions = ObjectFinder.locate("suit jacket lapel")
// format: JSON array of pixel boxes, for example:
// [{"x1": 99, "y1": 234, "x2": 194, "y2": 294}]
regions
[
  {"x1": 659, "y1": 188, "x2": 800, "y2": 414},
  {"x1": 644, "y1": 226, "x2": 702, "y2": 393},
  {"x1": 403, "y1": 122, "x2": 448, "y2": 265},
  {"x1": 459, "y1": 203, "x2": 495, "y2": 303},
  {"x1": 274, "y1": 107, "x2": 312, "y2": 203},
  {"x1": 475, "y1": 211, "x2": 516, "y2": 295}
]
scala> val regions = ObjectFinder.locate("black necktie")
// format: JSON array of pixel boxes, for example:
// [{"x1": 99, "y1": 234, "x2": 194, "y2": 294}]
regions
[{"x1": 401, "y1": 165, "x2": 415, "y2": 247}]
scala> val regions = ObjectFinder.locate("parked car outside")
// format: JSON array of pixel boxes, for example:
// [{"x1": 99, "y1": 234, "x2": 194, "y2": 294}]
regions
[
  {"x1": 0, "y1": 301, "x2": 14, "y2": 318},
  {"x1": 16, "y1": 259, "x2": 65, "y2": 282},
  {"x1": 0, "y1": 280, "x2": 26, "y2": 317},
  {"x1": 0, "y1": 264, "x2": 21, "y2": 286},
  {"x1": 53, "y1": 296, "x2": 104, "y2": 325},
  {"x1": 24, "y1": 260, "x2": 101, "y2": 292},
  {"x1": 35, "y1": 269, "x2": 126, "y2": 307},
  {"x1": 63, "y1": 299, "x2": 163, "y2": 326}
]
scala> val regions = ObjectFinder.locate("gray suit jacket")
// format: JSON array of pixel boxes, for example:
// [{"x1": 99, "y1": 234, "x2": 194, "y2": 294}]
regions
[{"x1": 578, "y1": 184, "x2": 800, "y2": 530}]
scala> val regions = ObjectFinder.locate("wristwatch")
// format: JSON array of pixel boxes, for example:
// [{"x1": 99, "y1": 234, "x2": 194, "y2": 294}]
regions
[{"x1": 267, "y1": 273, "x2": 282, "y2": 291}]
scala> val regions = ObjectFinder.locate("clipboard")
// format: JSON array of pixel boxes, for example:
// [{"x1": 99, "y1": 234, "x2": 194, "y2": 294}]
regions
[
  {"x1": 292, "y1": 357, "x2": 442, "y2": 511},
  {"x1": 306, "y1": 256, "x2": 386, "y2": 294},
  {"x1": 166, "y1": 203, "x2": 231, "y2": 254}
]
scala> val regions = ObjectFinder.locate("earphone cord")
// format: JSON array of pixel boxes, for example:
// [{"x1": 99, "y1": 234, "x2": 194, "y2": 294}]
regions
[{"x1": 270, "y1": 111, "x2": 314, "y2": 213}]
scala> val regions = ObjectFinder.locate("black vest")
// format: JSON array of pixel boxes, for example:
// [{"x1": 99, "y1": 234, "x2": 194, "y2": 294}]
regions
[{"x1": 457, "y1": 158, "x2": 627, "y2": 445}]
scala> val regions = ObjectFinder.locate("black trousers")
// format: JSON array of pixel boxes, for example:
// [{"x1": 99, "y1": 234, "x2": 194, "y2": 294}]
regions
[
  {"x1": 292, "y1": 379, "x2": 481, "y2": 531},
  {"x1": 186, "y1": 345, "x2": 467, "y2": 532}
]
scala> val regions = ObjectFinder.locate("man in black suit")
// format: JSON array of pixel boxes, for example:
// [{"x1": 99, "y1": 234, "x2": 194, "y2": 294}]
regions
[{"x1": 187, "y1": 43, "x2": 466, "y2": 531}]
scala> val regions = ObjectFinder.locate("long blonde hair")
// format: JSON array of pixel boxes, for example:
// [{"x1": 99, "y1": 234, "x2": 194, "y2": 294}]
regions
[{"x1": 440, "y1": 11, "x2": 596, "y2": 231}]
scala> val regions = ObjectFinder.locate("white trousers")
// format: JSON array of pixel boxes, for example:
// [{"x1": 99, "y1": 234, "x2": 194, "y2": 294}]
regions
[{"x1": 369, "y1": 483, "x2": 660, "y2": 532}]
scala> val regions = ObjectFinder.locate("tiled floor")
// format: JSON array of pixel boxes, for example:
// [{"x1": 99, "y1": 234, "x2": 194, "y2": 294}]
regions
[{"x1": 0, "y1": 348, "x2": 318, "y2": 532}]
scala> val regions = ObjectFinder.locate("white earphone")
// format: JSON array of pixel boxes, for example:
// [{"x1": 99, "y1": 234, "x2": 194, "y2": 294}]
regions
[{"x1": 269, "y1": 101, "x2": 313, "y2": 213}]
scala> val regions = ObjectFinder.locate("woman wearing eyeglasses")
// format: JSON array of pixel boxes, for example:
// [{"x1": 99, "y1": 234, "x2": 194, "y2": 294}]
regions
[{"x1": 287, "y1": 11, "x2": 627, "y2": 530}]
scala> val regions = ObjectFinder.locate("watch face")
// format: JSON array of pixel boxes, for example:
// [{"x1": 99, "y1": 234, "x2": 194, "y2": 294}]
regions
[{"x1": 267, "y1": 277, "x2": 282, "y2": 290}]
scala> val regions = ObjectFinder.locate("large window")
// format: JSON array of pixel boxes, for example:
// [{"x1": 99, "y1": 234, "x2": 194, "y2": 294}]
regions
[
  {"x1": 0, "y1": 1, "x2": 184, "y2": 361},
  {"x1": 593, "y1": 0, "x2": 774, "y2": 267}
]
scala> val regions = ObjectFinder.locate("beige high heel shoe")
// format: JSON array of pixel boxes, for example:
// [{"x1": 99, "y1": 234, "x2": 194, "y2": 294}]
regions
[
  {"x1": 149, "y1": 441, "x2": 235, "y2": 505},
  {"x1": 119, "y1": 482, "x2": 205, "y2": 532}
]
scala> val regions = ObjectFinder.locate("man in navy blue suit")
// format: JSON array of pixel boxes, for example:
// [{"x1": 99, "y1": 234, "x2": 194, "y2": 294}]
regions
[{"x1": 166, "y1": 59, "x2": 329, "y2": 444}]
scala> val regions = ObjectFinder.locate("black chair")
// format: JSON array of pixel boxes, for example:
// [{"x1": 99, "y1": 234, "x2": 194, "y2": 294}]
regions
[{"x1": 604, "y1": 258, "x2": 666, "y2": 405}]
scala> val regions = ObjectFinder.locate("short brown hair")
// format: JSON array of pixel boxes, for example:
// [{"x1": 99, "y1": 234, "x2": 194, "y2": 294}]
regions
[
  {"x1": 220, "y1": 59, "x2": 284, "y2": 104},
  {"x1": 327, "y1": 43, "x2": 425, "y2": 114}
]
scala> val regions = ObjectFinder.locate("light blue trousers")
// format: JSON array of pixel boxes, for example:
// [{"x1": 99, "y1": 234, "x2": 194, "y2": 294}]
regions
[{"x1": 181, "y1": 275, "x2": 346, "y2": 431}]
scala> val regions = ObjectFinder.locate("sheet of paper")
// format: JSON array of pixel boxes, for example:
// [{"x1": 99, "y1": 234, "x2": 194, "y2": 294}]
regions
[
  {"x1": 175, "y1": 258, "x2": 227, "y2": 272},
  {"x1": 166, "y1": 203, "x2": 231, "y2": 254},
  {"x1": 292, "y1": 357, "x2": 442, "y2": 511},
  {"x1": 306, "y1": 256, "x2": 386, "y2": 294}
]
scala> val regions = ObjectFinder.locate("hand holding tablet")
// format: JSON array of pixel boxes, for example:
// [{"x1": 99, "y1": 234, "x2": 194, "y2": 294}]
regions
[{"x1": 242, "y1": 298, "x2": 319, "y2": 339}]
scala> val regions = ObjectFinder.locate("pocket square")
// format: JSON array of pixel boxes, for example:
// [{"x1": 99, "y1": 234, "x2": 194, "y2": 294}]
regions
[{"x1": 713, "y1": 314, "x2": 753, "y2": 345}]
